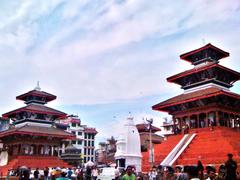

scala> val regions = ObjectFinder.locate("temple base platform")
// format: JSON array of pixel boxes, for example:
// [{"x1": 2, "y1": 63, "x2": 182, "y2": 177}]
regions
[
  {"x1": 0, "y1": 155, "x2": 71, "y2": 176},
  {"x1": 142, "y1": 127, "x2": 240, "y2": 172}
]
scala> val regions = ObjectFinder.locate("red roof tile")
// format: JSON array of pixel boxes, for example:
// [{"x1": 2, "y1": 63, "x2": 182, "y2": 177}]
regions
[
  {"x1": 16, "y1": 90, "x2": 56, "y2": 102},
  {"x1": 2, "y1": 104, "x2": 67, "y2": 118},
  {"x1": 136, "y1": 123, "x2": 161, "y2": 133},
  {"x1": 70, "y1": 118, "x2": 80, "y2": 123},
  {"x1": 180, "y1": 43, "x2": 229, "y2": 62},
  {"x1": 0, "y1": 124, "x2": 75, "y2": 139},
  {"x1": 59, "y1": 117, "x2": 80, "y2": 125},
  {"x1": 84, "y1": 127, "x2": 98, "y2": 134},
  {"x1": 152, "y1": 87, "x2": 240, "y2": 111},
  {"x1": 167, "y1": 63, "x2": 240, "y2": 83}
]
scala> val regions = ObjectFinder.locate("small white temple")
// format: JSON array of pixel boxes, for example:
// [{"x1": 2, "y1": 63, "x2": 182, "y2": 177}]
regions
[{"x1": 115, "y1": 117, "x2": 142, "y2": 172}]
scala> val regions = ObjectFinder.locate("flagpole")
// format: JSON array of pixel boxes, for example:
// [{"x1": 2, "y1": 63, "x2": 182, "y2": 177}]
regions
[{"x1": 147, "y1": 118, "x2": 154, "y2": 169}]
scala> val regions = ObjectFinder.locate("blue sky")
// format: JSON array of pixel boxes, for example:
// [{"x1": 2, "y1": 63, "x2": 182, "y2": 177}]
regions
[{"x1": 0, "y1": 0, "x2": 240, "y2": 142}]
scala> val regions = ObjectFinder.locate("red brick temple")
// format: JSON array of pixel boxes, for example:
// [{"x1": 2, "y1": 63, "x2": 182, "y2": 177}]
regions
[
  {"x1": 0, "y1": 84, "x2": 74, "y2": 176},
  {"x1": 142, "y1": 43, "x2": 240, "y2": 172}
]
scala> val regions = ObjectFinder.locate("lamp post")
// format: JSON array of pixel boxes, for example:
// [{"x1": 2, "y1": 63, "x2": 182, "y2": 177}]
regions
[{"x1": 147, "y1": 118, "x2": 154, "y2": 169}]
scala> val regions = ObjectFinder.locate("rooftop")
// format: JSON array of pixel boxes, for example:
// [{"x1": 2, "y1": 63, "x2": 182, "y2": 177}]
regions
[
  {"x1": 180, "y1": 43, "x2": 229, "y2": 63},
  {"x1": 167, "y1": 63, "x2": 240, "y2": 83},
  {"x1": 16, "y1": 90, "x2": 56, "y2": 102},
  {"x1": 152, "y1": 87, "x2": 240, "y2": 111},
  {"x1": 84, "y1": 127, "x2": 98, "y2": 134},
  {"x1": 136, "y1": 123, "x2": 161, "y2": 133},
  {"x1": 2, "y1": 104, "x2": 67, "y2": 118},
  {"x1": 0, "y1": 124, "x2": 75, "y2": 139}
]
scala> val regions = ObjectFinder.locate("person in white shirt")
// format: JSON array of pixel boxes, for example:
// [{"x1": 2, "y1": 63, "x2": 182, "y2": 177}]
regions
[
  {"x1": 114, "y1": 166, "x2": 120, "y2": 180},
  {"x1": 91, "y1": 166, "x2": 98, "y2": 180},
  {"x1": 148, "y1": 168, "x2": 157, "y2": 180}
]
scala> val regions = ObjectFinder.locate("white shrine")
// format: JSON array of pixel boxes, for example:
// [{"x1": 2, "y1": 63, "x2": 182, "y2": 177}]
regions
[{"x1": 115, "y1": 117, "x2": 142, "y2": 172}]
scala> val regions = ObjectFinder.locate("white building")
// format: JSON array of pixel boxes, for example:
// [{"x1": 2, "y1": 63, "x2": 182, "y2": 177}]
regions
[
  {"x1": 56, "y1": 115, "x2": 97, "y2": 163},
  {"x1": 115, "y1": 117, "x2": 142, "y2": 172},
  {"x1": 160, "y1": 121, "x2": 175, "y2": 136}
]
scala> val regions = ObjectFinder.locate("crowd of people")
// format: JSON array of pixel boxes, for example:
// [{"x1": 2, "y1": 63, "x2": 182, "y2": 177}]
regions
[
  {"x1": 144, "y1": 154, "x2": 239, "y2": 180},
  {"x1": 7, "y1": 166, "x2": 85, "y2": 180},
  {"x1": 4, "y1": 154, "x2": 239, "y2": 180}
]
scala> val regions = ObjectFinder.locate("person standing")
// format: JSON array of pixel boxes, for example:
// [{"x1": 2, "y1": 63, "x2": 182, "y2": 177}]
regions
[
  {"x1": 209, "y1": 119, "x2": 214, "y2": 131},
  {"x1": 205, "y1": 167, "x2": 216, "y2": 180},
  {"x1": 114, "y1": 166, "x2": 120, "y2": 180},
  {"x1": 215, "y1": 164, "x2": 226, "y2": 180},
  {"x1": 50, "y1": 168, "x2": 56, "y2": 180},
  {"x1": 91, "y1": 166, "x2": 98, "y2": 180},
  {"x1": 44, "y1": 167, "x2": 49, "y2": 180},
  {"x1": 148, "y1": 168, "x2": 157, "y2": 180},
  {"x1": 67, "y1": 168, "x2": 73, "y2": 179},
  {"x1": 76, "y1": 168, "x2": 83, "y2": 180},
  {"x1": 34, "y1": 168, "x2": 40, "y2": 180},
  {"x1": 225, "y1": 153, "x2": 237, "y2": 180},
  {"x1": 122, "y1": 166, "x2": 136, "y2": 180},
  {"x1": 85, "y1": 166, "x2": 92, "y2": 180},
  {"x1": 196, "y1": 160, "x2": 204, "y2": 179},
  {"x1": 188, "y1": 166, "x2": 200, "y2": 180}
]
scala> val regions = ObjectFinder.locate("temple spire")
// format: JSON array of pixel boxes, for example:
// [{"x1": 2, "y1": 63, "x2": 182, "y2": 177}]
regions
[{"x1": 34, "y1": 81, "x2": 41, "y2": 91}]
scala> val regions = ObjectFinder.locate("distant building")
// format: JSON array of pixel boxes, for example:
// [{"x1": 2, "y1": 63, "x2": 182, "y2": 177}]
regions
[
  {"x1": 160, "y1": 121, "x2": 175, "y2": 136},
  {"x1": 136, "y1": 123, "x2": 163, "y2": 151},
  {"x1": 55, "y1": 115, "x2": 97, "y2": 165},
  {"x1": 96, "y1": 136, "x2": 117, "y2": 165}
]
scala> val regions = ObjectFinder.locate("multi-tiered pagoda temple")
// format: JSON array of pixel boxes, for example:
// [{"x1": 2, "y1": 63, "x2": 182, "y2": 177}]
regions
[
  {"x1": 153, "y1": 43, "x2": 240, "y2": 129},
  {"x1": 0, "y1": 84, "x2": 74, "y2": 175},
  {"x1": 142, "y1": 43, "x2": 240, "y2": 172}
]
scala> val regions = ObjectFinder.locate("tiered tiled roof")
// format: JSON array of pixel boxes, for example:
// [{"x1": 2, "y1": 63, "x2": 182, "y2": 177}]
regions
[
  {"x1": 16, "y1": 90, "x2": 56, "y2": 102},
  {"x1": 167, "y1": 63, "x2": 240, "y2": 83},
  {"x1": 180, "y1": 43, "x2": 229, "y2": 62},
  {"x1": 152, "y1": 87, "x2": 240, "y2": 111},
  {"x1": 136, "y1": 123, "x2": 161, "y2": 133},
  {"x1": 0, "y1": 124, "x2": 75, "y2": 139},
  {"x1": 2, "y1": 104, "x2": 67, "y2": 118}
]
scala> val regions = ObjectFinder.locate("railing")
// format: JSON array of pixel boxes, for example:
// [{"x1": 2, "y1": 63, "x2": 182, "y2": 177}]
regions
[
  {"x1": 169, "y1": 133, "x2": 196, "y2": 166},
  {"x1": 160, "y1": 134, "x2": 189, "y2": 166},
  {"x1": 161, "y1": 133, "x2": 196, "y2": 166}
]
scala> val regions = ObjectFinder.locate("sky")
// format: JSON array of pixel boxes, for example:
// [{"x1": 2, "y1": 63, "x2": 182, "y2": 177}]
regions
[{"x1": 0, "y1": 0, "x2": 240, "y2": 143}]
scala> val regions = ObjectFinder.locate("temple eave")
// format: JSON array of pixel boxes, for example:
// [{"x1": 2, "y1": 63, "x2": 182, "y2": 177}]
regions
[
  {"x1": 16, "y1": 90, "x2": 56, "y2": 101},
  {"x1": 0, "y1": 132, "x2": 74, "y2": 139},
  {"x1": 180, "y1": 43, "x2": 230, "y2": 62},
  {"x1": 2, "y1": 106, "x2": 67, "y2": 118},
  {"x1": 167, "y1": 63, "x2": 240, "y2": 83},
  {"x1": 171, "y1": 104, "x2": 240, "y2": 117},
  {"x1": 152, "y1": 89, "x2": 240, "y2": 112}
]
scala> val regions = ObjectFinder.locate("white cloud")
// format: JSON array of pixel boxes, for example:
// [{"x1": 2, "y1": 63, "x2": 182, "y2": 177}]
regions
[{"x1": 0, "y1": 0, "x2": 240, "y2": 110}]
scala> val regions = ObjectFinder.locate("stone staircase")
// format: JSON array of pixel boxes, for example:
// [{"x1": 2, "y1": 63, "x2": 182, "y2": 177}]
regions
[
  {"x1": 142, "y1": 134, "x2": 183, "y2": 172},
  {"x1": 142, "y1": 127, "x2": 240, "y2": 172},
  {"x1": 176, "y1": 127, "x2": 240, "y2": 170}
]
